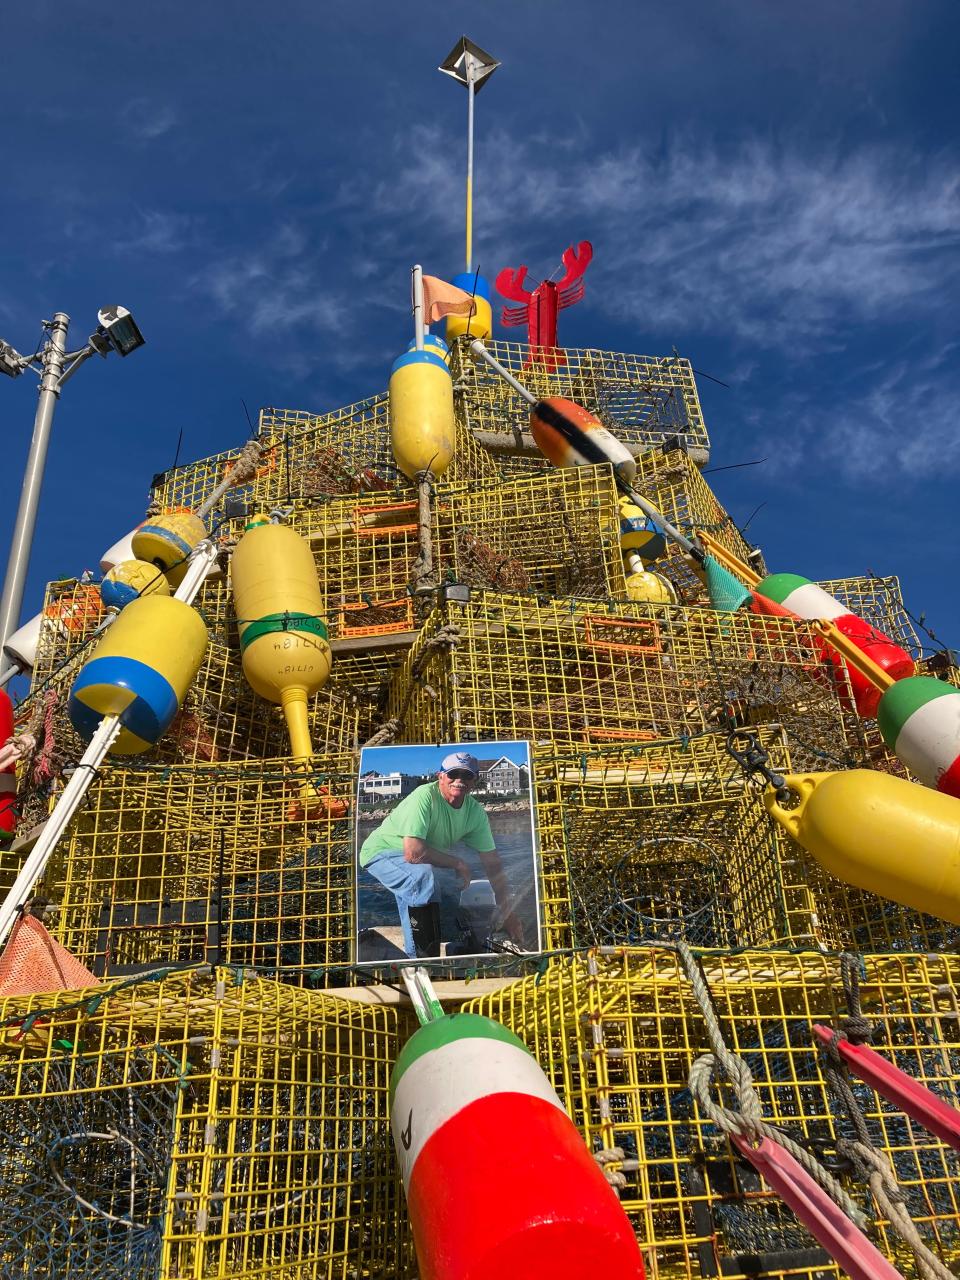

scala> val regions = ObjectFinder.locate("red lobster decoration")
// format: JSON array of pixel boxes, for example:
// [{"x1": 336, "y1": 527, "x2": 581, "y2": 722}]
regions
[{"x1": 495, "y1": 240, "x2": 593, "y2": 368}]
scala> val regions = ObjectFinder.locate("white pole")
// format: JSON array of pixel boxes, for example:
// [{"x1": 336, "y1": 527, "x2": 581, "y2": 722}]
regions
[
  {"x1": 412, "y1": 265, "x2": 425, "y2": 350},
  {"x1": 469, "y1": 339, "x2": 538, "y2": 406},
  {"x1": 466, "y1": 57, "x2": 476, "y2": 274}
]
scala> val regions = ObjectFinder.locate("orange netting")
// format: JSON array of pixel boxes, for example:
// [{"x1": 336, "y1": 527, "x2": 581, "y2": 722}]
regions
[{"x1": 0, "y1": 914, "x2": 100, "y2": 996}]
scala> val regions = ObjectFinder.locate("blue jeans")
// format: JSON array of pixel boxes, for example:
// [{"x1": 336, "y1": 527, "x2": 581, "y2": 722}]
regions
[{"x1": 363, "y1": 849, "x2": 455, "y2": 957}]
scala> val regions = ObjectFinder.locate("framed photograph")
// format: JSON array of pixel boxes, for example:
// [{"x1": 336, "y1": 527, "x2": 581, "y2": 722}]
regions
[{"x1": 355, "y1": 740, "x2": 540, "y2": 963}]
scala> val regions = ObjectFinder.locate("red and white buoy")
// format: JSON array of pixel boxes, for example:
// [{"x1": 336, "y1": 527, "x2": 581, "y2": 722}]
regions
[
  {"x1": 0, "y1": 689, "x2": 16, "y2": 841},
  {"x1": 390, "y1": 1011, "x2": 645, "y2": 1280},
  {"x1": 753, "y1": 573, "x2": 914, "y2": 718},
  {"x1": 877, "y1": 675, "x2": 960, "y2": 799}
]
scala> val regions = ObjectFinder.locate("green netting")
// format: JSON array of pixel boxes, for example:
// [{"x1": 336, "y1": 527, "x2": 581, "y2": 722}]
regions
[{"x1": 704, "y1": 554, "x2": 753, "y2": 612}]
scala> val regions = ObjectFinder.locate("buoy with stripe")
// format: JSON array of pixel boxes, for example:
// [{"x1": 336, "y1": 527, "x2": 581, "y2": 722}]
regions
[
  {"x1": 619, "y1": 495, "x2": 666, "y2": 563},
  {"x1": 389, "y1": 348, "x2": 455, "y2": 481},
  {"x1": 765, "y1": 768, "x2": 960, "y2": 924},
  {"x1": 444, "y1": 272, "x2": 492, "y2": 343},
  {"x1": 0, "y1": 689, "x2": 15, "y2": 841},
  {"x1": 69, "y1": 595, "x2": 208, "y2": 755},
  {"x1": 132, "y1": 511, "x2": 208, "y2": 586},
  {"x1": 877, "y1": 676, "x2": 960, "y2": 799},
  {"x1": 754, "y1": 573, "x2": 914, "y2": 718},
  {"x1": 390, "y1": 1012, "x2": 645, "y2": 1280},
  {"x1": 407, "y1": 334, "x2": 451, "y2": 366},
  {"x1": 230, "y1": 516, "x2": 331, "y2": 778},
  {"x1": 100, "y1": 558, "x2": 171, "y2": 611},
  {"x1": 530, "y1": 397, "x2": 637, "y2": 488}
]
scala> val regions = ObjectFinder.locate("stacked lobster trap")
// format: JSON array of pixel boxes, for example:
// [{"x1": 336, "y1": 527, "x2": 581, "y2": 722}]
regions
[{"x1": 3, "y1": 332, "x2": 960, "y2": 1278}]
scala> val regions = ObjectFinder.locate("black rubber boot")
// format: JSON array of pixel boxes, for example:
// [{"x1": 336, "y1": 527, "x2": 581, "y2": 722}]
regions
[{"x1": 408, "y1": 902, "x2": 442, "y2": 957}]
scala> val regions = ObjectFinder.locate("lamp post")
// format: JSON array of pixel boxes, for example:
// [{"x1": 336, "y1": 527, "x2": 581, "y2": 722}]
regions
[{"x1": 0, "y1": 305, "x2": 145, "y2": 659}]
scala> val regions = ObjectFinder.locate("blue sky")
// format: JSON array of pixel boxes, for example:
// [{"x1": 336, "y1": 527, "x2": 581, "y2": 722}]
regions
[
  {"x1": 360, "y1": 742, "x2": 531, "y2": 778},
  {"x1": 1, "y1": 2, "x2": 958, "y2": 660}
]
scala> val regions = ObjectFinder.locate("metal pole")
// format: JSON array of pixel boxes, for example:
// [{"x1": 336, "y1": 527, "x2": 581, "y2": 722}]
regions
[
  {"x1": 0, "y1": 313, "x2": 70, "y2": 658},
  {"x1": 466, "y1": 57, "x2": 475, "y2": 273},
  {"x1": 412, "y1": 265, "x2": 425, "y2": 350}
]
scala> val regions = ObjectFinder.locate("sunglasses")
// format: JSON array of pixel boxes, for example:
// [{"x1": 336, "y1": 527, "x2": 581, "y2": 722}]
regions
[{"x1": 445, "y1": 770, "x2": 476, "y2": 782}]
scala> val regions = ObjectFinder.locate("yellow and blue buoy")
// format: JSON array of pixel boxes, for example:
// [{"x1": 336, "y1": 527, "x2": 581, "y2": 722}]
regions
[
  {"x1": 132, "y1": 511, "x2": 207, "y2": 586},
  {"x1": 407, "y1": 334, "x2": 451, "y2": 366},
  {"x1": 69, "y1": 595, "x2": 208, "y2": 754},
  {"x1": 389, "y1": 348, "x2": 455, "y2": 480},
  {"x1": 445, "y1": 273, "x2": 492, "y2": 343},
  {"x1": 100, "y1": 558, "x2": 171, "y2": 610}
]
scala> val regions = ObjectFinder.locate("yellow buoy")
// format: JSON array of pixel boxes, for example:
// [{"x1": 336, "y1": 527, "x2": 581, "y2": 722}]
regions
[
  {"x1": 444, "y1": 272, "x2": 493, "y2": 342},
  {"x1": 68, "y1": 596, "x2": 208, "y2": 755},
  {"x1": 765, "y1": 769, "x2": 960, "y2": 924},
  {"x1": 623, "y1": 558, "x2": 677, "y2": 604},
  {"x1": 231, "y1": 518, "x2": 331, "y2": 784},
  {"x1": 389, "y1": 349, "x2": 455, "y2": 480},
  {"x1": 132, "y1": 511, "x2": 207, "y2": 585},
  {"x1": 100, "y1": 558, "x2": 171, "y2": 610}
]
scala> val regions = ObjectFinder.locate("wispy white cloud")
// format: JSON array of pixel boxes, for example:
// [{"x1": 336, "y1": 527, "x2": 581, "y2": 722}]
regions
[
  {"x1": 114, "y1": 209, "x2": 195, "y2": 255},
  {"x1": 122, "y1": 100, "x2": 178, "y2": 142}
]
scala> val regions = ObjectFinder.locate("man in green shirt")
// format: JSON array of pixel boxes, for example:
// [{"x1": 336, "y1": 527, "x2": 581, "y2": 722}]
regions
[{"x1": 359, "y1": 751, "x2": 524, "y2": 958}]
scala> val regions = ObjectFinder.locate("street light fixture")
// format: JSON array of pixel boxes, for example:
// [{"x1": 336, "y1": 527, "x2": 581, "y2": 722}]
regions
[{"x1": 0, "y1": 307, "x2": 146, "y2": 660}]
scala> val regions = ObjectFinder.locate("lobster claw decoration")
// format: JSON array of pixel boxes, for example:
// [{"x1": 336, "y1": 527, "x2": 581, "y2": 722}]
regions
[{"x1": 495, "y1": 240, "x2": 593, "y2": 368}]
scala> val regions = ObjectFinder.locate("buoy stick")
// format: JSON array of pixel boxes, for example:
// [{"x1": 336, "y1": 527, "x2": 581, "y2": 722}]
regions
[
  {"x1": 0, "y1": 663, "x2": 19, "y2": 691},
  {"x1": 195, "y1": 438, "x2": 263, "y2": 521},
  {"x1": 414, "y1": 470, "x2": 435, "y2": 590},
  {"x1": 400, "y1": 965, "x2": 446, "y2": 1024},
  {"x1": 730, "y1": 1135, "x2": 906, "y2": 1280},
  {"x1": 465, "y1": 57, "x2": 475, "y2": 272},
  {"x1": 0, "y1": 712, "x2": 121, "y2": 947},
  {"x1": 412, "y1": 265, "x2": 425, "y2": 351},
  {"x1": 0, "y1": 541, "x2": 218, "y2": 949},
  {"x1": 470, "y1": 338, "x2": 538, "y2": 405}
]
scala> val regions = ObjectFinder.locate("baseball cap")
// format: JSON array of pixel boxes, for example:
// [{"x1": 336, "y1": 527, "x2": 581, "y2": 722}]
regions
[{"x1": 440, "y1": 751, "x2": 480, "y2": 777}]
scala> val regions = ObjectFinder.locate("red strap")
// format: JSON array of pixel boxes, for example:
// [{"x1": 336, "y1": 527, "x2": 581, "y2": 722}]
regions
[
  {"x1": 813, "y1": 1025, "x2": 960, "y2": 1151},
  {"x1": 732, "y1": 1134, "x2": 906, "y2": 1280}
]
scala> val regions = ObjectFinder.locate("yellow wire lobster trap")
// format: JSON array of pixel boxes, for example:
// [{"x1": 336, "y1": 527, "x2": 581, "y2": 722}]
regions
[
  {"x1": 531, "y1": 731, "x2": 954, "y2": 958},
  {"x1": 33, "y1": 757, "x2": 357, "y2": 981},
  {"x1": 0, "y1": 966, "x2": 412, "y2": 1280},
  {"x1": 383, "y1": 589, "x2": 886, "y2": 774},
  {"x1": 149, "y1": 394, "x2": 498, "y2": 523},
  {"x1": 465, "y1": 947, "x2": 960, "y2": 1280},
  {"x1": 449, "y1": 336, "x2": 710, "y2": 474},
  {"x1": 13, "y1": 642, "x2": 359, "y2": 833}
]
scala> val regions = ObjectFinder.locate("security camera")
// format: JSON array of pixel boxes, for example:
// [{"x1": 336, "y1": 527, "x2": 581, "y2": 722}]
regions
[{"x1": 96, "y1": 305, "x2": 145, "y2": 357}]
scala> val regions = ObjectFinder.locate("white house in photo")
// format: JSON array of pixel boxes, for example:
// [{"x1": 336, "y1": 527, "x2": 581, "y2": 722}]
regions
[
  {"x1": 359, "y1": 771, "x2": 404, "y2": 801},
  {"x1": 476, "y1": 756, "x2": 528, "y2": 795}
]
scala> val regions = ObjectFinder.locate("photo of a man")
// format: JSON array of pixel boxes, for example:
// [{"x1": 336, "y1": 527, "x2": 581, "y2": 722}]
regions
[{"x1": 356, "y1": 742, "x2": 539, "y2": 962}]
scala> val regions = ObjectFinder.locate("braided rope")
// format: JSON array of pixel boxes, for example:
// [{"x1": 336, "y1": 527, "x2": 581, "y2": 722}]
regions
[
  {"x1": 361, "y1": 623, "x2": 460, "y2": 747},
  {"x1": 672, "y1": 940, "x2": 868, "y2": 1227}
]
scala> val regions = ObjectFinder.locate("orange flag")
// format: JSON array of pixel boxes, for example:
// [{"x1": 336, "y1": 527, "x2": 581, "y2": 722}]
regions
[{"x1": 422, "y1": 275, "x2": 477, "y2": 323}]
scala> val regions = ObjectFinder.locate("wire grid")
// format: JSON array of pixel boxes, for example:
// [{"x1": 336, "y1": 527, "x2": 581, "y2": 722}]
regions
[
  {"x1": 29, "y1": 579, "x2": 106, "y2": 690},
  {"x1": 443, "y1": 462, "x2": 624, "y2": 599},
  {"x1": 449, "y1": 337, "x2": 710, "y2": 477},
  {"x1": 0, "y1": 967, "x2": 412, "y2": 1280},
  {"x1": 39, "y1": 757, "x2": 356, "y2": 980},
  {"x1": 386, "y1": 590, "x2": 871, "y2": 774},
  {"x1": 150, "y1": 395, "x2": 499, "y2": 524},
  {"x1": 529, "y1": 730, "x2": 831, "y2": 954},
  {"x1": 630, "y1": 449, "x2": 762, "y2": 602},
  {"x1": 465, "y1": 947, "x2": 960, "y2": 1280},
  {"x1": 820, "y1": 574, "x2": 923, "y2": 658}
]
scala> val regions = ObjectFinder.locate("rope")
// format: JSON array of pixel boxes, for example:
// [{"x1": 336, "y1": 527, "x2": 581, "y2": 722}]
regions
[
  {"x1": 672, "y1": 939, "x2": 869, "y2": 1227},
  {"x1": 819, "y1": 953, "x2": 957, "y2": 1280},
  {"x1": 361, "y1": 623, "x2": 460, "y2": 747}
]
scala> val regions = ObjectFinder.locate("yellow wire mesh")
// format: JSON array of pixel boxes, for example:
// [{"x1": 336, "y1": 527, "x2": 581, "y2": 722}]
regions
[
  {"x1": 632, "y1": 448, "x2": 763, "y2": 602},
  {"x1": 0, "y1": 967, "x2": 412, "y2": 1280},
  {"x1": 530, "y1": 733, "x2": 952, "y2": 957},
  {"x1": 465, "y1": 947, "x2": 960, "y2": 1280},
  {"x1": 28, "y1": 579, "x2": 106, "y2": 689},
  {"x1": 384, "y1": 590, "x2": 879, "y2": 774},
  {"x1": 150, "y1": 394, "x2": 498, "y2": 523},
  {"x1": 449, "y1": 337, "x2": 710, "y2": 476},
  {"x1": 38, "y1": 757, "x2": 356, "y2": 979}
]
